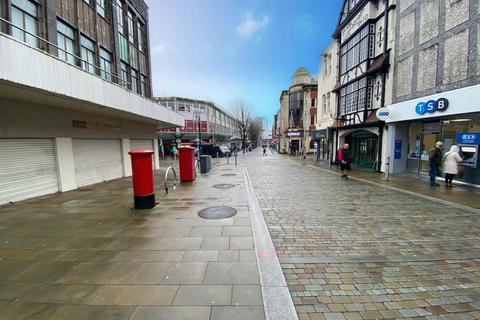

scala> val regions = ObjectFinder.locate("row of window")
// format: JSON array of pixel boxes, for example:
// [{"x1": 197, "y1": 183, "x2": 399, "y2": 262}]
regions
[
  {"x1": 340, "y1": 24, "x2": 374, "y2": 75},
  {"x1": 321, "y1": 93, "x2": 331, "y2": 116},
  {"x1": 6, "y1": 0, "x2": 149, "y2": 97},
  {"x1": 339, "y1": 77, "x2": 373, "y2": 115}
]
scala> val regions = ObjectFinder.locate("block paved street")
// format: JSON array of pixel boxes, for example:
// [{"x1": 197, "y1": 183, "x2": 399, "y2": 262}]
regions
[{"x1": 245, "y1": 150, "x2": 480, "y2": 320}]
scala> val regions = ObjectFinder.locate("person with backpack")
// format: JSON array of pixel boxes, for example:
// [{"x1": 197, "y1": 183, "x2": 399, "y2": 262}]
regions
[
  {"x1": 338, "y1": 143, "x2": 351, "y2": 179},
  {"x1": 428, "y1": 141, "x2": 443, "y2": 186}
]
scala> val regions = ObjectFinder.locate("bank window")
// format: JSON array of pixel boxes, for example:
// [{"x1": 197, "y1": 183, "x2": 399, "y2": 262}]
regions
[
  {"x1": 57, "y1": 20, "x2": 76, "y2": 65},
  {"x1": 120, "y1": 61, "x2": 129, "y2": 88},
  {"x1": 80, "y1": 35, "x2": 96, "y2": 74},
  {"x1": 11, "y1": 0, "x2": 38, "y2": 48},
  {"x1": 99, "y1": 48, "x2": 112, "y2": 80},
  {"x1": 140, "y1": 74, "x2": 148, "y2": 96},
  {"x1": 340, "y1": 24, "x2": 372, "y2": 75}
]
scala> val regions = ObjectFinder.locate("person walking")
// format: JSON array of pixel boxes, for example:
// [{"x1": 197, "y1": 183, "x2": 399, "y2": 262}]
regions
[
  {"x1": 443, "y1": 145, "x2": 463, "y2": 187},
  {"x1": 428, "y1": 141, "x2": 444, "y2": 186},
  {"x1": 338, "y1": 143, "x2": 351, "y2": 179},
  {"x1": 171, "y1": 145, "x2": 177, "y2": 161},
  {"x1": 263, "y1": 146, "x2": 267, "y2": 156}
]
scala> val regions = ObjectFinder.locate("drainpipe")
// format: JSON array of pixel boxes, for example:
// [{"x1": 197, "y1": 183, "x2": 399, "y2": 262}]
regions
[{"x1": 378, "y1": 0, "x2": 390, "y2": 173}]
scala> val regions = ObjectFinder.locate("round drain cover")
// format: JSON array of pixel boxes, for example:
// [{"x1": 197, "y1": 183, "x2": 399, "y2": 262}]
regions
[
  {"x1": 212, "y1": 183, "x2": 235, "y2": 189},
  {"x1": 198, "y1": 206, "x2": 238, "y2": 219},
  {"x1": 221, "y1": 174, "x2": 237, "y2": 177}
]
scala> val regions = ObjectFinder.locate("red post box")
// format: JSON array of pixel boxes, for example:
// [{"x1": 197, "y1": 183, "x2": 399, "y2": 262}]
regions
[
  {"x1": 179, "y1": 146, "x2": 196, "y2": 182},
  {"x1": 128, "y1": 149, "x2": 155, "y2": 209}
]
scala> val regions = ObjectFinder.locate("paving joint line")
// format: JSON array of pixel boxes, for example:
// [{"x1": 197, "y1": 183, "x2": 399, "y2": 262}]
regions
[
  {"x1": 305, "y1": 164, "x2": 480, "y2": 214},
  {"x1": 243, "y1": 167, "x2": 298, "y2": 320}
]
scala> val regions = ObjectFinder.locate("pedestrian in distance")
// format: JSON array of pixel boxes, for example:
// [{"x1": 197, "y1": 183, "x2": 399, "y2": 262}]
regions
[
  {"x1": 263, "y1": 146, "x2": 267, "y2": 156},
  {"x1": 428, "y1": 141, "x2": 444, "y2": 186},
  {"x1": 171, "y1": 145, "x2": 177, "y2": 161},
  {"x1": 443, "y1": 145, "x2": 463, "y2": 188},
  {"x1": 338, "y1": 143, "x2": 351, "y2": 179}
]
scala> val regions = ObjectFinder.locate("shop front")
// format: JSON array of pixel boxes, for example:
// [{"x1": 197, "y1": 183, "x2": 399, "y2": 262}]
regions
[
  {"x1": 287, "y1": 130, "x2": 304, "y2": 154},
  {"x1": 312, "y1": 129, "x2": 332, "y2": 161},
  {"x1": 383, "y1": 84, "x2": 480, "y2": 186}
]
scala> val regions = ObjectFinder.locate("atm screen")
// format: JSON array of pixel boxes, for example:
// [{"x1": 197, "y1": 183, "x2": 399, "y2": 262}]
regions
[{"x1": 461, "y1": 147, "x2": 477, "y2": 153}]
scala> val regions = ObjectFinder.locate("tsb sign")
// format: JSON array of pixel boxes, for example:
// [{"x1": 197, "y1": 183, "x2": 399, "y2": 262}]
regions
[
  {"x1": 376, "y1": 107, "x2": 390, "y2": 121},
  {"x1": 415, "y1": 98, "x2": 449, "y2": 115}
]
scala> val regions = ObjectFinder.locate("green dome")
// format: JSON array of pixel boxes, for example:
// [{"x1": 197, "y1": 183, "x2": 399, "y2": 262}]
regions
[{"x1": 295, "y1": 67, "x2": 309, "y2": 74}]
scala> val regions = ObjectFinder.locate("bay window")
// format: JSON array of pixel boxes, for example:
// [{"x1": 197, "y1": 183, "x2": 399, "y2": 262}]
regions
[{"x1": 340, "y1": 24, "x2": 373, "y2": 74}]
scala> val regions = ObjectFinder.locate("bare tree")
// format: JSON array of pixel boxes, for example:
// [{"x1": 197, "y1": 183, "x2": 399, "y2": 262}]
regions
[
  {"x1": 248, "y1": 118, "x2": 263, "y2": 148},
  {"x1": 231, "y1": 101, "x2": 252, "y2": 150}
]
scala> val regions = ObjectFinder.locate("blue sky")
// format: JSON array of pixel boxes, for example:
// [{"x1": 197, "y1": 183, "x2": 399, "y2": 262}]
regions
[{"x1": 145, "y1": 0, "x2": 342, "y2": 126}]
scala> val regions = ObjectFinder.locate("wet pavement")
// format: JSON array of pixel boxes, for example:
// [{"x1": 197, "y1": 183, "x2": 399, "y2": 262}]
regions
[
  {"x1": 245, "y1": 151, "x2": 480, "y2": 320},
  {"x1": 0, "y1": 161, "x2": 264, "y2": 320}
]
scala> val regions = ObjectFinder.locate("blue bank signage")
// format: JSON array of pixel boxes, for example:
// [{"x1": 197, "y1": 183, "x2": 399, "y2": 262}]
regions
[
  {"x1": 457, "y1": 132, "x2": 480, "y2": 144},
  {"x1": 415, "y1": 98, "x2": 449, "y2": 115},
  {"x1": 394, "y1": 140, "x2": 402, "y2": 160}
]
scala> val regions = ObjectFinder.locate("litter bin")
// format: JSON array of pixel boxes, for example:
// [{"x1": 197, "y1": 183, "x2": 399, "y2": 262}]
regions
[
  {"x1": 128, "y1": 149, "x2": 155, "y2": 209},
  {"x1": 200, "y1": 155, "x2": 212, "y2": 173},
  {"x1": 179, "y1": 146, "x2": 196, "y2": 182}
]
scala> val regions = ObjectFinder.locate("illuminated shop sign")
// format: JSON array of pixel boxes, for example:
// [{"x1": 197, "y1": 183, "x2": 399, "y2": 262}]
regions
[{"x1": 415, "y1": 98, "x2": 449, "y2": 115}]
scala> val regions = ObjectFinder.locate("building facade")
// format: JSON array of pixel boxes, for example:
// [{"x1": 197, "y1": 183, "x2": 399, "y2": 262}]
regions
[
  {"x1": 332, "y1": 0, "x2": 396, "y2": 171},
  {"x1": 154, "y1": 97, "x2": 239, "y2": 156},
  {"x1": 381, "y1": 0, "x2": 480, "y2": 186},
  {"x1": 315, "y1": 41, "x2": 339, "y2": 161},
  {"x1": 0, "y1": 0, "x2": 183, "y2": 205},
  {"x1": 277, "y1": 67, "x2": 317, "y2": 154}
]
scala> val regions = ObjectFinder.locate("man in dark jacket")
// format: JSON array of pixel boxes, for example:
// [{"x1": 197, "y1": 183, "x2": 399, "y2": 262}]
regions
[
  {"x1": 428, "y1": 141, "x2": 444, "y2": 186},
  {"x1": 338, "y1": 143, "x2": 351, "y2": 179}
]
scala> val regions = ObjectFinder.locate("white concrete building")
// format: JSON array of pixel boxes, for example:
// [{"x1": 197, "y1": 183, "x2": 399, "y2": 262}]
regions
[{"x1": 0, "y1": 22, "x2": 182, "y2": 205}]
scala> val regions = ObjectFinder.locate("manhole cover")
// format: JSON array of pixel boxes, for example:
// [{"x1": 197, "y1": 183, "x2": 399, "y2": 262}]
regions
[
  {"x1": 212, "y1": 183, "x2": 236, "y2": 189},
  {"x1": 198, "y1": 206, "x2": 238, "y2": 219},
  {"x1": 221, "y1": 174, "x2": 237, "y2": 177}
]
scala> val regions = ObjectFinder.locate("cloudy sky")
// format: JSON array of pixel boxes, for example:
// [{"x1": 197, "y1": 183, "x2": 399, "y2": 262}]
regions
[{"x1": 145, "y1": 0, "x2": 342, "y2": 125}]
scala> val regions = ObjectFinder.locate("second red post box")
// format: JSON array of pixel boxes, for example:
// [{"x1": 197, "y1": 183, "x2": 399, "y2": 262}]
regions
[
  {"x1": 179, "y1": 146, "x2": 196, "y2": 182},
  {"x1": 128, "y1": 149, "x2": 155, "y2": 209}
]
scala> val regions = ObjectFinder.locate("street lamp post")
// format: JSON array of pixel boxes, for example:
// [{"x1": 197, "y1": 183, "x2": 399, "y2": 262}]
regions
[{"x1": 195, "y1": 105, "x2": 201, "y2": 158}]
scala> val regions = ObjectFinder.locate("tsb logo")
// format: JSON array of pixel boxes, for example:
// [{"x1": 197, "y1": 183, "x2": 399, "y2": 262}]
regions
[
  {"x1": 378, "y1": 111, "x2": 389, "y2": 117},
  {"x1": 415, "y1": 98, "x2": 449, "y2": 115}
]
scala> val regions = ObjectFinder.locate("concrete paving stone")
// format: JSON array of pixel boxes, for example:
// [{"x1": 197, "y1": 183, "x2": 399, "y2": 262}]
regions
[
  {"x1": 210, "y1": 306, "x2": 265, "y2": 320},
  {"x1": 173, "y1": 285, "x2": 231, "y2": 306},
  {"x1": 218, "y1": 250, "x2": 239, "y2": 262},
  {"x1": 160, "y1": 251, "x2": 185, "y2": 262},
  {"x1": 399, "y1": 308, "x2": 419, "y2": 317},
  {"x1": 110, "y1": 250, "x2": 166, "y2": 262},
  {"x1": 239, "y1": 250, "x2": 257, "y2": 262},
  {"x1": 183, "y1": 250, "x2": 219, "y2": 262},
  {"x1": 22, "y1": 284, "x2": 98, "y2": 304},
  {"x1": 379, "y1": 309, "x2": 403, "y2": 318},
  {"x1": 162, "y1": 262, "x2": 208, "y2": 284},
  {"x1": 200, "y1": 237, "x2": 230, "y2": 250},
  {"x1": 233, "y1": 218, "x2": 251, "y2": 226},
  {"x1": 344, "y1": 303, "x2": 365, "y2": 312},
  {"x1": 204, "y1": 262, "x2": 260, "y2": 284},
  {"x1": 229, "y1": 237, "x2": 254, "y2": 250},
  {"x1": 0, "y1": 281, "x2": 42, "y2": 300},
  {"x1": 323, "y1": 313, "x2": 346, "y2": 320},
  {"x1": 189, "y1": 226, "x2": 223, "y2": 237},
  {"x1": 48, "y1": 304, "x2": 135, "y2": 320},
  {"x1": 117, "y1": 285, "x2": 179, "y2": 306},
  {"x1": 57, "y1": 262, "x2": 116, "y2": 284},
  {"x1": 89, "y1": 285, "x2": 130, "y2": 305},
  {"x1": 107, "y1": 262, "x2": 170, "y2": 284},
  {"x1": 130, "y1": 306, "x2": 211, "y2": 320},
  {"x1": 232, "y1": 285, "x2": 263, "y2": 306},
  {"x1": 149, "y1": 227, "x2": 192, "y2": 238},
  {"x1": 222, "y1": 226, "x2": 252, "y2": 236},
  {"x1": 153, "y1": 237, "x2": 204, "y2": 251},
  {"x1": 0, "y1": 301, "x2": 60, "y2": 320},
  {"x1": 12, "y1": 261, "x2": 76, "y2": 283}
]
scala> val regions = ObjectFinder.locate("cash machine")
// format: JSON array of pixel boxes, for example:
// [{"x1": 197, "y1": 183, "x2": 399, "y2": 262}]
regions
[{"x1": 457, "y1": 133, "x2": 480, "y2": 184}]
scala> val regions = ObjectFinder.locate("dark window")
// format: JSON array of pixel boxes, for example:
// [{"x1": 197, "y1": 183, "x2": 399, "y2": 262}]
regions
[
  {"x1": 137, "y1": 21, "x2": 145, "y2": 52},
  {"x1": 99, "y1": 47, "x2": 112, "y2": 80},
  {"x1": 80, "y1": 35, "x2": 96, "y2": 74},
  {"x1": 127, "y1": 10, "x2": 134, "y2": 44},
  {"x1": 115, "y1": 0, "x2": 124, "y2": 33},
  {"x1": 96, "y1": 0, "x2": 109, "y2": 19},
  {"x1": 140, "y1": 74, "x2": 148, "y2": 96},
  {"x1": 11, "y1": 0, "x2": 38, "y2": 47},
  {"x1": 57, "y1": 20, "x2": 77, "y2": 65},
  {"x1": 311, "y1": 98, "x2": 316, "y2": 107},
  {"x1": 310, "y1": 115, "x2": 315, "y2": 126},
  {"x1": 131, "y1": 68, "x2": 139, "y2": 93},
  {"x1": 120, "y1": 61, "x2": 130, "y2": 88},
  {"x1": 119, "y1": 34, "x2": 129, "y2": 61}
]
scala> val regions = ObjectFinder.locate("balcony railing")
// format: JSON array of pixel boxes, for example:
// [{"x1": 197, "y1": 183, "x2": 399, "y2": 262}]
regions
[{"x1": 0, "y1": 17, "x2": 144, "y2": 94}]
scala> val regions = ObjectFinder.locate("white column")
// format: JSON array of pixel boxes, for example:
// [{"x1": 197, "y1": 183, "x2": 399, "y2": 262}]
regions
[
  {"x1": 54, "y1": 137, "x2": 77, "y2": 192},
  {"x1": 121, "y1": 138, "x2": 132, "y2": 177},
  {"x1": 153, "y1": 138, "x2": 160, "y2": 170}
]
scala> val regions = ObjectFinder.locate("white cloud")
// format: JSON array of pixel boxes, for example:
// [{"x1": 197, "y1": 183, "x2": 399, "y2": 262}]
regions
[
  {"x1": 151, "y1": 45, "x2": 167, "y2": 55},
  {"x1": 236, "y1": 12, "x2": 269, "y2": 38}
]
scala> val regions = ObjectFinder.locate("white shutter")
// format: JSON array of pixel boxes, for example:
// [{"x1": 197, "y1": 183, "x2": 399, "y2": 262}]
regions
[
  {"x1": 0, "y1": 139, "x2": 59, "y2": 205},
  {"x1": 72, "y1": 139, "x2": 123, "y2": 187},
  {"x1": 130, "y1": 139, "x2": 154, "y2": 151}
]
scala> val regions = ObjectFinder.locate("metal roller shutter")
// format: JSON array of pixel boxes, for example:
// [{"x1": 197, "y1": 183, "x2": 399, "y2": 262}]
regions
[
  {"x1": 0, "y1": 139, "x2": 59, "y2": 205},
  {"x1": 72, "y1": 139, "x2": 123, "y2": 187},
  {"x1": 130, "y1": 139, "x2": 154, "y2": 151}
]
